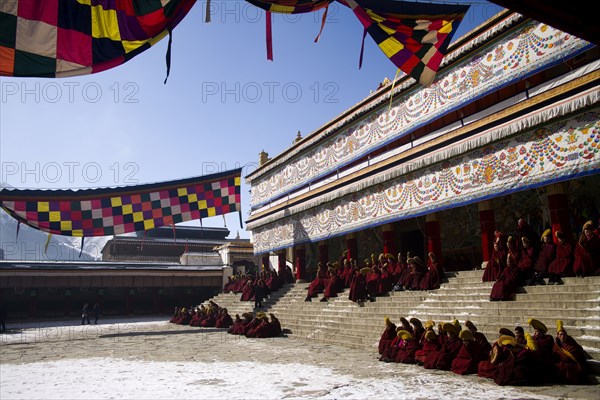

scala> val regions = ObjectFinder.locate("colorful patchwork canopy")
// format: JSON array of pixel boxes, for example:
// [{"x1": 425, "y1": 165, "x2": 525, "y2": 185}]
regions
[
  {"x1": 1, "y1": 0, "x2": 469, "y2": 87},
  {"x1": 0, "y1": 169, "x2": 242, "y2": 237},
  {"x1": 0, "y1": 0, "x2": 195, "y2": 78}
]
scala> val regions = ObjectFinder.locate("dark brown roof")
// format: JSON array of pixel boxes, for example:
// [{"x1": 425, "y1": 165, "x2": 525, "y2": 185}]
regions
[{"x1": 489, "y1": 1, "x2": 599, "y2": 45}]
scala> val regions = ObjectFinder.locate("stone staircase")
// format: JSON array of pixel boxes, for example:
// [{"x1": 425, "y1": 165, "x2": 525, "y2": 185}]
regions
[{"x1": 204, "y1": 270, "x2": 600, "y2": 372}]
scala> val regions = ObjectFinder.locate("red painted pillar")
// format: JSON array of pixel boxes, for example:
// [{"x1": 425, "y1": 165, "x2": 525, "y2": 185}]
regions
[
  {"x1": 346, "y1": 233, "x2": 358, "y2": 261},
  {"x1": 478, "y1": 200, "x2": 496, "y2": 262},
  {"x1": 318, "y1": 241, "x2": 329, "y2": 266},
  {"x1": 547, "y1": 183, "x2": 571, "y2": 240},
  {"x1": 294, "y1": 246, "x2": 306, "y2": 282},
  {"x1": 277, "y1": 252, "x2": 286, "y2": 274},
  {"x1": 382, "y1": 224, "x2": 395, "y2": 255},
  {"x1": 425, "y1": 213, "x2": 442, "y2": 259}
]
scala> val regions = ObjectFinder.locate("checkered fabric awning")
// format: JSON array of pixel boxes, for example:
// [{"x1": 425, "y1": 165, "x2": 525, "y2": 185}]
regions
[
  {"x1": 0, "y1": 0, "x2": 195, "y2": 77},
  {"x1": 0, "y1": 169, "x2": 242, "y2": 237},
  {"x1": 1, "y1": 0, "x2": 469, "y2": 87}
]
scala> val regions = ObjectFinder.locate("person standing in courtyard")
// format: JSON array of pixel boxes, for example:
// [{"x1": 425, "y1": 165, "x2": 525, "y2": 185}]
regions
[
  {"x1": 81, "y1": 303, "x2": 91, "y2": 325},
  {"x1": 0, "y1": 301, "x2": 7, "y2": 333},
  {"x1": 93, "y1": 302, "x2": 101, "y2": 324}
]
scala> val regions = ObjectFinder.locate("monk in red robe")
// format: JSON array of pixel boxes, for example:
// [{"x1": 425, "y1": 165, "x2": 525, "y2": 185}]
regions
[
  {"x1": 451, "y1": 330, "x2": 487, "y2": 375},
  {"x1": 348, "y1": 265, "x2": 369, "y2": 302},
  {"x1": 415, "y1": 327, "x2": 439, "y2": 365},
  {"x1": 378, "y1": 317, "x2": 397, "y2": 356},
  {"x1": 490, "y1": 236, "x2": 521, "y2": 301},
  {"x1": 305, "y1": 262, "x2": 328, "y2": 301},
  {"x1": 483, "y1": 232, "x2": 507, "y2": 281},
  {"x1": 424, "y1": 322, "x2": 462, "y2": 370},
  {"x1": 528, "y1": 318, "x2": 560, "y2": 384},
  {"x1": 215, "y1": 308, "x2": 233, "y2": 328},
  {"x1": 321, "y1": 263, "x2": 342, "y2": 302},
  {"x1": 531, "y1": 229, "x2": 555, "y2": 284},
  {"x1": 573, "y1": 220, "x2": 600, "y2": 276},
  {"x1": 465, "y1": 320, "x2": 492, "y2": 357},
  {"x1": 554, "y1": 320, "x2": 591, "y2": 384},
  {"x1": 394, "y1": 330, "x2": 421, "y2": 364},
  {"x1": 548, "y1": 231, "x2": 574, "y2": 284},
  {"x1": 421, "y1": 252, "x2": 441, "y2": 290},
  {"x1": 518, "y1": 236, "x2": 536, "y2": 285}
]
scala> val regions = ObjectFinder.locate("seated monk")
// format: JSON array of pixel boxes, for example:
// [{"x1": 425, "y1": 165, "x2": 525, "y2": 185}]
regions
[
  {"x1": 420, "y1": 252, "x2": 442, "y2": 290},
  {"x1": 378, "y1": 255, "x2": 396, "y2": 294},
  {"x1": 378, "y1": 317, "x2": 397, "y2": 356},
  {"x1": 174, "y1": 307, "x2": 191, "y2": 325},
  {"x1": 230, "y1": 313, "x2": 253, "y2": 335},
  {"x1": 321, "y1": 263, "x2": 342, "y2": 302},
  {"x1": 169, "y1": 307, "x2": 180, "y2": 323},
  {"x1": 243, "y1": 314, "x2": 263, "y2": 337},
  {"x1": 424, "y1": 322, "x2": 462, "y2": 370},
  {"x1": 451, "y1": 330, "x2": 487, "y2": 375},
  {"x1": 554, "y1": 320, "x2": 591, "y2": 384},
  {"x1": 247, "y1": 313, "x2": 271, "y2": 338},
  {"x1": 200, "y1": 306, "x2": 218, "y2": 327},
  {"x1": 305, "y1": 262, "x2": 328, "y2": 301},
  {"x1": 394, "y1": 330, "x2": 421, "y2": 364},
  {"x1": 415, "y1": 329, "x2": 440, "y2": 366},
  {"x1": 268, "y1": 313, "x2": 283, "y2": 337},
  {"x1": 490, "y1": 236, "x2": 521, "y2": 301},
  {"x1": 215, "y1": 308, "x2": 233, "y2": 329},
  {"x1": 528, "y1": 318, "x2": 560, "y2": 384},
  {"x1": 465, "y1": 320, "x2": 492, "y2": 357},
  {"x1": 227, "y1": 314, "x2": 242, "y2": 334},
  {"x1": 189, "y1": 306, "x2": 205, "y2": 327},
  {"x1": 573, "y1": 220, "x2": 600, "y2": 277},
  {"x1": 348, "y1": 266, "x2": 369, "y2": 303},
  {"x1": 409, "y1": 318, "x2": 425, "y2": 344}
]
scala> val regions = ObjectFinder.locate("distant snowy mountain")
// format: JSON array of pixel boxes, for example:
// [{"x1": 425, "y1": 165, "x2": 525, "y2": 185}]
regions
[{"x1": 0, "y1": 208, "x2": 108, "y2": 261}]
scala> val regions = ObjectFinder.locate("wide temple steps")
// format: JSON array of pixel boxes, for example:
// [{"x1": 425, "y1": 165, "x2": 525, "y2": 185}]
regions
[{"x1": 206, "y1": 270, "x2": 600, "y2": 374}]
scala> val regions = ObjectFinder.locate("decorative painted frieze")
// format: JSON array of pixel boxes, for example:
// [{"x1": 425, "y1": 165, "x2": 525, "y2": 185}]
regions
[
  {"x1": 250, "y1": 110, "x2": 600, "y2": 254},
  {"x1": 249, "y1": 22, "x2": 591, "y2": 208}
]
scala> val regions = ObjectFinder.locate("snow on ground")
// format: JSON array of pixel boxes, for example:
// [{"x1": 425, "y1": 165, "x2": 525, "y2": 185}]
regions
[{"x1": 0, "y1": 317, "x2": 588, "y2": 400}]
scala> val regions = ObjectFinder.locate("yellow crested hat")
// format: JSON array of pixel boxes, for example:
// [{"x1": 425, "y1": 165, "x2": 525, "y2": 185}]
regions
[
  {"x1": 442, "y1": 322, "x2": 459, "y2": 335},
  {"x1": 557, "y1": 320, "x2": 567, "y2": 335},
  {"x1": 425, "y1": 330, "x2": 437, "y2": 341},
  {"x1": 360, "y1": 267, "x2": 372, "y2": 275},
  {"x1": 498, "y1": 335, "x2": 521, "y2": 348},
  {"x1": 583, "y1": 220, "x2": 593, "y2": 231},
  {"x1": 384, "y1": 316, "x2": 393, "y2": 328},
  {"x1": 528, "y1": 318, "x2": 548, "y2": 333},
  {"x1": 424, "y1": 320, "x2": 435, "y2": 329},
  {"x1": 397, "y1": 329, "x2": 413, "y2": 340},
  {"x1": 459, "y1": 329, "x2": 473, "y2": 341},
  {"x1": 541, "y1": 229, "x2": 552, "y2": 240}
]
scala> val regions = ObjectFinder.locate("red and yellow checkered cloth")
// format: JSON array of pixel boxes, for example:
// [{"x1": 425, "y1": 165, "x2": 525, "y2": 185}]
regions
[
  {"x1": 0, "y1": 0, "x2": 195, "y2": 77},
  {"x1": 1, "y1": 0, "x2": 468, "y2": 87},
  {"x1": 0, "y1": 169, "x2": 242, "y2": 237}
]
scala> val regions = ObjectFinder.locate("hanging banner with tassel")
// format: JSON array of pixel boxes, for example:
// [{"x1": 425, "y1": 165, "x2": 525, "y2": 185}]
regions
[
  {"x1": 44, "y1": 233, "x2": 52, "y2": 255},
  {"x1": 79, "y1": 237, "x2": 85, "y2": 258}
]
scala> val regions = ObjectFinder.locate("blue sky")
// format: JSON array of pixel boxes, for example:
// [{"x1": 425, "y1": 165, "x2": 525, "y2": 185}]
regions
[{"x1": 0, "y1": 1, "x2": 504, "y2": 238}]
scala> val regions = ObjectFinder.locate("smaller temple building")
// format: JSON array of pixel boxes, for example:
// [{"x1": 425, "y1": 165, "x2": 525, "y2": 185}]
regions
[{"x1": 0, "y1": 226, "x2": 258, "y2": 319}]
